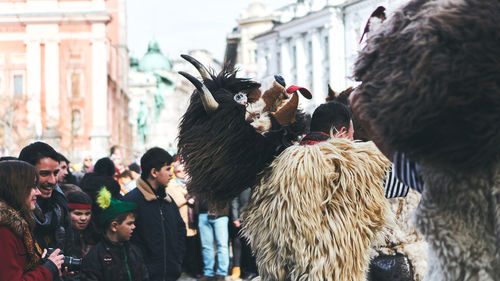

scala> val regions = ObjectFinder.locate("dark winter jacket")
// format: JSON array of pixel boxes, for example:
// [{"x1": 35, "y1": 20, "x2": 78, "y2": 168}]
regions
[
  {"x1": 198, "y1": 197, "x2": 229, "y2": 217},
  {"x1": 80, "y1": 235, "x2": 149, "y2": 281},
  {"x1": 64, "y1": 223, "x2": 98, "y2": 256},
  {"x1": 123, "y1": 178, "x2": 186, "y2": 281},
  {"x1": 32, "y1": 185, "x2": 70, "y2": 250},
  {"x1": 62, "y1": 226, "x2": 98, "y2": 281}
]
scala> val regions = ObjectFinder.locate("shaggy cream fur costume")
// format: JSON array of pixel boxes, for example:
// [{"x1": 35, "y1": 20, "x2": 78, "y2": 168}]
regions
[
  {"x1": 242, "y1": 138, "x2": 391, "y2": 281},
  {"x1": 378, "y1": 190, "x2": 427, "y2": 281}
]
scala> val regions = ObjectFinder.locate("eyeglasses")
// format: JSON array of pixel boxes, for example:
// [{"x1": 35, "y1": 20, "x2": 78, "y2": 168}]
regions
[{"x1": 84, "y1": 158, "x2": 92, "y2": 161}]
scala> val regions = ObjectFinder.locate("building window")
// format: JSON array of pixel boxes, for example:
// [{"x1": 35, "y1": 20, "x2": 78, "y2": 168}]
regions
[
  {"x1": 13, "y1": 74, "x2": 23, "y2": 96},
  {"x1": 324, "y1": 36, "x2": 330, "y2": 61},
  {"x1": 71, "y1": 109, "x2": 82, "y2": 136},
  {"x1": 71, "y1": 73, "x2": 81, "y2": 99}
]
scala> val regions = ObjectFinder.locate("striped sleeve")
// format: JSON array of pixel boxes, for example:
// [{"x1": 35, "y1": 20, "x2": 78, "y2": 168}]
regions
[
  {"x1": 393, "y1": 151, "x2": 424, "y2": 193},
  {"x1": 384, "y1": 166, "x2": 410, "y2": 198}
]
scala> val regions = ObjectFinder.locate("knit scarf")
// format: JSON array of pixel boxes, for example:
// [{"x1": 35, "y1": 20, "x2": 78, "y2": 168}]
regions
[{"x1": 0, "y1": 201, "x2": 41, "y2": 271}]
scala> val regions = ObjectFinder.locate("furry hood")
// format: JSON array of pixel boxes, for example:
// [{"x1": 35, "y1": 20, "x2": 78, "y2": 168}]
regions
[
  {"x1": 353, "y1": 0, "x2": 500, "y2": 170},
  {"x1": 0, "y1": 200, "x2": 40, "y2": 270},
  {"x1": 135, "y1": 177, "x2": 172, "y2": 203},
  {"x1": 242, "y1": 139, "x2": 391, "y2": 281}
]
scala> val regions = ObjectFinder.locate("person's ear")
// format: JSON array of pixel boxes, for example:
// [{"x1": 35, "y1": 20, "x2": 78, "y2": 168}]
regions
[
  {"x1": 150, "y1": 167, "x2": 157, "y2": 179},
  {"x1": 110, "y1": 221, "x2": 118, "y2": 232}
]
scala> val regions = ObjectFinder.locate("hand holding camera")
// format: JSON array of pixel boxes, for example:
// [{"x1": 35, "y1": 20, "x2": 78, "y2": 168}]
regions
[
  {"x1": 44, "y1": 248, "x2": 82, "y2": 276},
  {"x1": 42, "y1": 248, "x2": 64, "y2": 274}
]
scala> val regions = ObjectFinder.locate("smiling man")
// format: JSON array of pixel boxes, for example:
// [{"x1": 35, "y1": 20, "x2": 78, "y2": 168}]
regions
[{"x1": 19, "y1": 141, "x2": 70, "y2": 250}]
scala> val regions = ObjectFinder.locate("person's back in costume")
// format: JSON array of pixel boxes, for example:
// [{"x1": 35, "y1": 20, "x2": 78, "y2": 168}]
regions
[{"x1": 242, "y1": 101, "x2": 391, "y2": 281}]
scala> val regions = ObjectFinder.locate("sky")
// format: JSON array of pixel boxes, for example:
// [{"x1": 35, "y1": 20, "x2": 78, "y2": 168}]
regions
[{"x1": 127, "y1": 0, "x2": 295, "y2": 62}]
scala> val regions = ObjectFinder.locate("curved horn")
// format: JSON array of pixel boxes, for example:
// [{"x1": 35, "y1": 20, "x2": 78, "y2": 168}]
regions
[
  {"x1": 180, "y1": 54, "x2": 211, "y2": 80},
  {"x1": 178, "y1": 71, "x2": 219, "y2": 112}
]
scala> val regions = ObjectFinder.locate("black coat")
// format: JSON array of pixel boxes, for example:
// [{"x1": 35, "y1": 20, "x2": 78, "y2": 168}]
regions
[
  {"x1": 32, "y1": 186, "x2": 70, "y2": 250},
  {"x1": 80, "y1": 236, "x2": 149, "y2": 281},
  {"x1": 123, "y1": 179, "x2": 186, "y2": 281}
]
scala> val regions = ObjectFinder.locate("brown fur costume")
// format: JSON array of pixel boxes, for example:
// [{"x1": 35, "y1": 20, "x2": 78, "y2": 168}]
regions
[
  {"x1": 353, "y1": 0, "x2": 500, "y2": 169},
  {"x1": 242, "y1": 138, "x2": 391, "y2": 281},
  {"x1": 353, "y1": 0, "x2": 500, "y2": 279}
]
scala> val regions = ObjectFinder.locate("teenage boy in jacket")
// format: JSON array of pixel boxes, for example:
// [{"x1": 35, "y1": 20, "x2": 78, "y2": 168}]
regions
[{"x1": 123, "y1": 147, "x2": 186, "y2": 281}]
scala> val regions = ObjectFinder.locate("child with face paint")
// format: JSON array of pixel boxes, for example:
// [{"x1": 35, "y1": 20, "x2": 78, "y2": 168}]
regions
[
  {"x1": 61, "y1": 190, "x2": 95, "y2": 281},
  {"x1": 65, "y1": 191, "x2": 95, "y2": 256}
]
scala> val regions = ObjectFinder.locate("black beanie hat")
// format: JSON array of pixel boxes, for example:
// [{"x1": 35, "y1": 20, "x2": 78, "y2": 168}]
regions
[
  {"x1": 94, "y1": 157, "x2": 116, "y2": 176},
  {"x1": 128, "y1": 162, "x2": 141, "y2": 174}
]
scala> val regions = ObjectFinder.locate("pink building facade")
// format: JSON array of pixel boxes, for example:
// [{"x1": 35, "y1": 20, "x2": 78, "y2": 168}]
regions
[{"x1": 0, "y1": 0, "x2": 131, "y2": 162}]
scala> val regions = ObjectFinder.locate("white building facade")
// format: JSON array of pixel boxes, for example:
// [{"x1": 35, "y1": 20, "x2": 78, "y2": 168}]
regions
[
  {"x1": 253, "y1": 0, "x2": 408, "y2": 112},
  {"x1": 226, "y1": 0, "x2": 277, "y2": 78}
]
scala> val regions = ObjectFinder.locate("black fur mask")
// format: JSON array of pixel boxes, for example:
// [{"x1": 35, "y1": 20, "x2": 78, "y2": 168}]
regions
[{"x1": 178, "y1": 55, "x2": 308, "y2": 206}]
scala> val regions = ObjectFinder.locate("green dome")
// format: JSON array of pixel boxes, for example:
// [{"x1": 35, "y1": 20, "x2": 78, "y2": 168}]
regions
[{"x1": 138, "y1": 40, "x2": 172, "y2": 72}]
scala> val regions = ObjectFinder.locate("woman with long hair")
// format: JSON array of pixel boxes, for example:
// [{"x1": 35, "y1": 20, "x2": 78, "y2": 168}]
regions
[{"x1": 0, "y1": 160, "x2": 64, "y2": 281}]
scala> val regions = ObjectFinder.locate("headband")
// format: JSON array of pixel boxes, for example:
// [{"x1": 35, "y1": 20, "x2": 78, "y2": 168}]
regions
[{"x1": 68, "y1": 203, "x2": 92, "y2": 210}]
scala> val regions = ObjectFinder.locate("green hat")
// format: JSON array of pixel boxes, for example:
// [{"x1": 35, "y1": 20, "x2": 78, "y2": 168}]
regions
[{"x1": 96, "y1": 187, "x2": 137, "y2": 224}]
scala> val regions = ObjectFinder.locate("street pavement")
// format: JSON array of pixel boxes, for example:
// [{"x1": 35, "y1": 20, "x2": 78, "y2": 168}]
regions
[
  {"x1": 177, "y1": 274, "x2": 197, "y2": 281},
  {"x1": 177, "y1": 273, "x2": 245, "y2": 281}
]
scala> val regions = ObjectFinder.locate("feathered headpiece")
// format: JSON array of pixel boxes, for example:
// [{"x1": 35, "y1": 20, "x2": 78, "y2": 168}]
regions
[{"x1": 96, "y1": 186, "x2": 136, "y2": 224}]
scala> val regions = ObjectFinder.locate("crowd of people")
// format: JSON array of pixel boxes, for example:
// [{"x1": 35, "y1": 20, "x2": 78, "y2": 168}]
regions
[
  {"x1": 0, "y1": 141, "x2": 259, "y2": 281},
  {"x1": 0, "y1": 98, "x2": 422, "y2": 281}
]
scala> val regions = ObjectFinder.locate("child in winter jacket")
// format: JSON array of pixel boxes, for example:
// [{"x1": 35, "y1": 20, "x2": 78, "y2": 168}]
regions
[{"x1": 80, "y1": 187, "x2": 149, "y2": 281}]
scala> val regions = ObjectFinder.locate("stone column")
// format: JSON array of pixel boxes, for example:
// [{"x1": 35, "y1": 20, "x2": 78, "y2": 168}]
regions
[
  {"x1": 329, "y1": 8, "x2": 346, "y2": 91},
  {"x1": 279, "y1": 38, "x2": 292, "y2": 82},
  {"x1": 26, "y1": 39, "x2": 42, "y2": 139},
  {"x1": 268, "y1": 39, "x2": 279, "y2": 76},
  {"x1": 294, "y1": 34, "x2": 307, "y2": 87},
  {"x1": 256, "y1": 45, "x2": 268, "y2": 78},
  {"x1": 90, "y1": 23, "x2": 110, "y2": 159},
  {"x1": 311, "y1": 29, "x2": 324, "y2": 105},
  {"x1": 43, "y1": 38, "x2": 61, "y2": 147}
]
